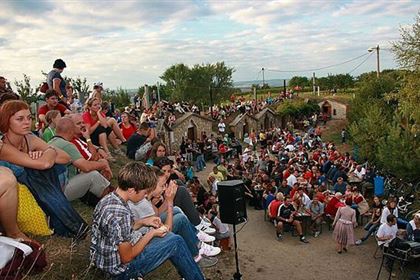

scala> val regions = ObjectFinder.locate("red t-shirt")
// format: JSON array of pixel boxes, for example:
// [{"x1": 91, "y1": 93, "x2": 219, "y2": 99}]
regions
[
  {"x1": 312, "y1": 151, "x2": 320, "y2": 162},
  {"x1": 325, "y1": 197, "x2": 345, "y2": 216},
  {"x1": 269, "y1": 200, "x2": 282, "y2": 218},
  {"x1": 82, "y1": 111, "x2": 107, "y2": 127},
  {"x1": 303, "y1": 171, "x2": 313, "y2": 181},
  {"x1": 283, "y1": 169, "x2": 291, "y2": 180},
  {"x1": 37, "y1": 103, "x2": 68, "y2": 128},
  {"x1": 314, "y1": 191, "x2": 326, "y2": 203},
  {"x1": 353, "y1": 195, "x2": 364, "y2": 204},
  {"x1": 218, "y1": 144, "x2": 228, "y2": 154},
  {"x1": 120, "y1": 123, "x2": 136, "y2": 140}
]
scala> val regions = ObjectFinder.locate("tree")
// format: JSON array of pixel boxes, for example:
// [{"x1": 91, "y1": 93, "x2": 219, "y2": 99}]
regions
[
  {"x1": 160, "y1": 63, "x2": 191, "y2": 101},
  {"x1": 348, "y1": 103, "x2": 389, "y2": 163},
  {"x1": 160, "y1": 62, "x2": 235, "y2": 104},
  {"x1": 389, "y1": 12, "x2": 420, "y2": 135},
  {"x1": 14, "y1": 74, "x2": 38, "y2": 104},
  {"x1": 72, "y1": 77, "x2": 91, "y2": 104},
  {"x1": 210, "y1": 61, "x2": 235, "y2": 104},
  {"x1": 348, "y1": 14, "x2": 420, "y2": 181},
  {"x1": 102, "y1": 87, "x2": 131, "y2": 109},
  {"x1": 288, "y1": 76, "x2": 309, "y2": 90},
  {"x1": 391, "y1": 12, "x2": 420, "y2": 70},
  {"x1": 376, "y1": 117, "x2": 420, "y2": 180}
]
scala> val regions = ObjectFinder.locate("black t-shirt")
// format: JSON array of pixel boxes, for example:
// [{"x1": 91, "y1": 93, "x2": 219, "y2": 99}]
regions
[
  {"x1": 126, "y1": 133, "x2": 147, "y2": 159},
  {"x1": 278, "y1": 185, "x2": 292, "y2": 196},
  {"x1": 279, "y1": 204, "x2": 296, "y2": 219}
]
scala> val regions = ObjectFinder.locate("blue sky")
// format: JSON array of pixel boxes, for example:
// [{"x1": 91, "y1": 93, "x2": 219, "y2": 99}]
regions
[{"x1": 0, "y1": 0, "x2": 419, "y2": 89}]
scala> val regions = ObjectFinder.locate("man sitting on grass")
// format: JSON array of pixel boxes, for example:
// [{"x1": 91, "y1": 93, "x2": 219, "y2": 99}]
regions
[{"x1": 90, "y1": 162, "x2": 204, "y2": 280}]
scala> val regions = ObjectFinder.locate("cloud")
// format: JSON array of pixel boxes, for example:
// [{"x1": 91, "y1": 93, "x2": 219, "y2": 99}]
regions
[{"x1": 0, "y1": 0, "x2": 418, "y2": 88}]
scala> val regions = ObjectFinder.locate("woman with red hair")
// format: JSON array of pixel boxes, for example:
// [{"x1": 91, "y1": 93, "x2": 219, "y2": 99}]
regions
[
  {"x1": 0, "y1": 100, "x2": 87, "y2": 238},
  {"x1": 0, "y1": 100, "x2": 69, "y2": 163}
]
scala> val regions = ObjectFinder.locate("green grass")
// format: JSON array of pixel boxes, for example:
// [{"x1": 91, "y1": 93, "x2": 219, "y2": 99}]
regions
[{"x1": 28, "y1": 153, "x2": 230, "y2": 279}]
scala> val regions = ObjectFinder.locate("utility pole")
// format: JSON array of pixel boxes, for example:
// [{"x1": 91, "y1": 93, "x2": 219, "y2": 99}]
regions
[
  {"x1": 262, "y1": 67, "x2": 265, "y2": 88},
  {"x1": 209, "y1": 85, "x2": 213, "y2": 119},
  {"x1": 283, "y1": 79, "x2": 287, "y2": 95},
  {"x1": 375, "y1": 45, "x2": 380, "y2": 78},
  {"x1": 312, "y1": 72, "x2": 316, "y2": 95},
  {"x1": 368, "y1": 45, "x2": 380, "y2": 78},
  {"x1": 156, "y1": 81, "x2": 160, "y2": 103}
]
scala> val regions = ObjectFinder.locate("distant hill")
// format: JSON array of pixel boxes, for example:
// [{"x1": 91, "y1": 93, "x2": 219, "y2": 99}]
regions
[
  {"x1": 124, "y1": 79, "x2": 289, "y2": 94},
  {"x1": 233, "y1": 79, "x2": 289, "y2": 92}
]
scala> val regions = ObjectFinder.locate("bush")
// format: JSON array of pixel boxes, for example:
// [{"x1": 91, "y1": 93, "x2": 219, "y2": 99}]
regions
[{"x1": 275, "y1": 99, "x2": 319, "y2": 119}]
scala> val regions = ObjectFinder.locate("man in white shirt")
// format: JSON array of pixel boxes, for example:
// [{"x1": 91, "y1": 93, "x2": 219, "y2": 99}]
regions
[
  {"x1": 376, "y1": 214, "x2": 398, "y2": 273},
  {"x1": 287, "y1": 170, "x2": 298, "y2": 188},
  {"x1": 352, "y1": 165, "x2": 366, "y2": 180},
  {"x1": 377, "y1": 214, "x2": 398, "y2": 247},
  {"x1": 218, "y1": 120, "x2": 226, "y2": 134}
]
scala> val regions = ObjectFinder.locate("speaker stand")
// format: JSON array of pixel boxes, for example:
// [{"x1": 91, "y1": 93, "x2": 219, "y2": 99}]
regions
[{"x1": 232, "y1": 223, "x2": 242, "y2": 280}]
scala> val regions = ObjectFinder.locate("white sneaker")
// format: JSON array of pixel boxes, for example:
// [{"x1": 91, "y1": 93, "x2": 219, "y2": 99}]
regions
[
  {"x1": 197, "y1": 230, "x2": 215, "y2": 243},
  {"x1": 199, "y1": 242, "x2": 221, "y2": 257},
  {"x1": 196, "y1": 223, "x2": 216, "y2": 235},
  {"x1": 201, "y1": 217, "x2": 212, "y2": 227}
]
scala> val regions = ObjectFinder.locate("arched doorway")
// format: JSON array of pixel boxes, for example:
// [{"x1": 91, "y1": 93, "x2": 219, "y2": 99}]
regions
[
  {"x1": 187, "y1": 119, "x2": 197, "y2": 141},
  {"x1": 264, "y1": 115, "x2": 270, "y2": 130},
  {"x1": 321, "y1": 101, "x2": 332, "y2": 116}
]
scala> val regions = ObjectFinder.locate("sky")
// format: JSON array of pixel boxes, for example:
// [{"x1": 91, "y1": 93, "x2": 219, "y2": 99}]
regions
[{"x1": 0, "y1": 0, "x2": 419, "y2": 89}]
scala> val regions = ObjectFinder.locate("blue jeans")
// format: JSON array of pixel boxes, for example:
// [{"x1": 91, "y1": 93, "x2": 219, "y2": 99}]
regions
[
  {"x1": 361, "y1": 222, "x2": 379, "y2": 241},
  {"x1": 113, "y1": 232, "x2": 204, "y2": 280},
  {"x1": 160, "y1": 207, "x2": 199, "y2": 257},
  {"x1": 0, "y1": 162, "x2": 87, "y2": 237},
  {"x1": 195, "y1": 154, "x2": 206, "y2": 171}
]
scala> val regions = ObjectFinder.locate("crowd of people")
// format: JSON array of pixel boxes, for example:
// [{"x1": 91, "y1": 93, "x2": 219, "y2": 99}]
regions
[{"x1": 0, "y1": 58, "x2": 418, "y2": 279}]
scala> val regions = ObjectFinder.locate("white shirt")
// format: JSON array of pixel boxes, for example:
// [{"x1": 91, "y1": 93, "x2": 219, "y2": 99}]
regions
[
  {"x1": 287, "y1": 174, "x2": 297, "y2": 187},
  {"x1": 211, "y1": 180, "x2": 219, "y2": 196},
  {"x1": 380, "y1": 207, "x2": 398, "y2": 224},
  {"x1": 353, "y1": 168, "x2": 366, "y2": 179},
  {"x1": 218, "y1": 122, "x2": 225, "y2": 133},
  {"x1": 285, "y1": 144, "x2": 295, "y2": 152},
  {"x1": 376, "y1": 223, "x2": 398, "y2": 246}
]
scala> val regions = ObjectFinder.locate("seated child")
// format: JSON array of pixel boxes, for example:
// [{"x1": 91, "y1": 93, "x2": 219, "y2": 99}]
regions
[{"x1": 90, "y1": 162, "x2": 204, "y2": 280}]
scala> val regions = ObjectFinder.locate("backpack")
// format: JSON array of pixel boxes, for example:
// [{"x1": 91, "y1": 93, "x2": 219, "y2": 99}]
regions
[{"x1": 39, "y1": 82, "x2": 49, "y2": 93}]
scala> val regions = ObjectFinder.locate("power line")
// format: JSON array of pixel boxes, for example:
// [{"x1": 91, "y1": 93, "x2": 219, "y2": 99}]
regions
[
  {"x1": 348, "y1": 52, "x2": 374, "y2": 74},
  {"x1": 265, "y1": 52, "x2": 370, "y2": 73},
  {"x1": 255, "y1": 70, "x2": 261, "y2": 82}
]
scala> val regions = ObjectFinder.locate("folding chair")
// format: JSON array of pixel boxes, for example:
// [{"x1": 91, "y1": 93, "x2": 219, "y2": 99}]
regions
[{"x1": 373, "y1": 234, "x2": 384, "y2": 259}]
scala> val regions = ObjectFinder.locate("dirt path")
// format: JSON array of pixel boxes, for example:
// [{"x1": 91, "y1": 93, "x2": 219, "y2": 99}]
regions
[{"x1": 195, "y1": 164, "x2": 392, "y2": 280}]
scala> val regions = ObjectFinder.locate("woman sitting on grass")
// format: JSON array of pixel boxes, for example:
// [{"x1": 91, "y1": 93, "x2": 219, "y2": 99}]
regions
[
  {"x1": 119, "y1": 112, "x2": 136, "y2": 140},
  {"x1": 82, "y1": 97, "x2": 126, "y2": 160},
  {"x1": 0, "y1": 100, "x2": 87, "y2": 238}
]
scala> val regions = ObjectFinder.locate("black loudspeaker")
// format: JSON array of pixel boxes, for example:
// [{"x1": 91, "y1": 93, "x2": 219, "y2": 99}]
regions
[{"x1": 218, "y1": 180, "x2": 247, "y2": 225}]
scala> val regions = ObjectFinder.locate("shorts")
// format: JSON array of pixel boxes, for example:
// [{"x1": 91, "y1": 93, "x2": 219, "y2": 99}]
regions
[{"x1": 90, "y1": 125, "x2": 112, "y2": 146}]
